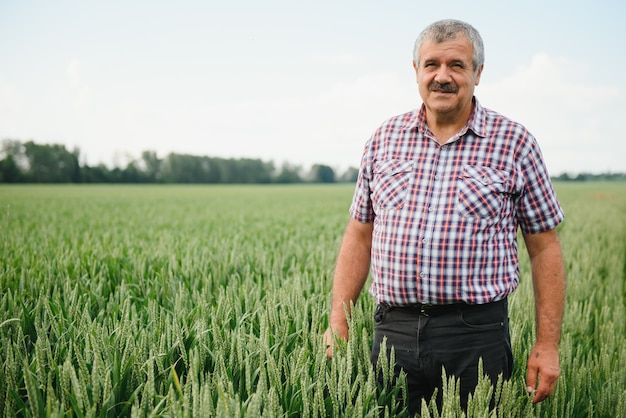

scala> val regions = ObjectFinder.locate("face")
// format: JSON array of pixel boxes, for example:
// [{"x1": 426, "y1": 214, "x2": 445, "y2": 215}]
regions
[{"x1": 414, "y1": 35, "x2": 483, "y2": 123}]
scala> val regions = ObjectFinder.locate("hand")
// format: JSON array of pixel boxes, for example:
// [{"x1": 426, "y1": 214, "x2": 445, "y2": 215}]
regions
[
  {"x1": 323, "y1": 324, "x2": 348, "y2": 359},
  {"x1": 526, "y1": 343, "x2": 561, "y2": 403}
]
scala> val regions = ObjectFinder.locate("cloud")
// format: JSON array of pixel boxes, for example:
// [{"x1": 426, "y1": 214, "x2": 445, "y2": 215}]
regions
[
  {"x1": 185, "y1": 72, "x2": 418, "y2": 169},
  {"x1": 479, "y1": 53, "x2": 623, "y2": 174},
  {"x1": 66, "y1": 58, "x2": 83, "y2": 90},
  {"x1": 0, "y1": 78, "x2": 26, "y2": 134},
  {"x1": 306, "y1": 53, "x2": 363, "y2": 66},
  {"x1": 66, "y1": 58, "x2": 92, "y2": 112}
]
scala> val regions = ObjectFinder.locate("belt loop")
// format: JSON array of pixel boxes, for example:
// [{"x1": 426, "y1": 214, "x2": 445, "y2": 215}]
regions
[{"x1": 374, "y1": 302, "x2": 391, "y2": 322}]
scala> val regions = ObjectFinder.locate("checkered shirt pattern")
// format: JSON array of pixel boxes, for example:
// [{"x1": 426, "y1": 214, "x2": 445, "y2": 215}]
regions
[{"x1": 350, "y1": 98, "x2": 564, "y2": 306}]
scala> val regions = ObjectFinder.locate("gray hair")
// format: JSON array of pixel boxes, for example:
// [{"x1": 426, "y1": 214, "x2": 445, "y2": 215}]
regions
[{"x1": 413, "y1": 19, "x2": 484, "y2": 71}]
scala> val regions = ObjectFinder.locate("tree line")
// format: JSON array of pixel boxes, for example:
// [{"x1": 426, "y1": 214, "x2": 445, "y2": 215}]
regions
[
  {"x1": 551, "y1": 172, "x2": 626, "y2": 182},
  {"x1": 0, "y1": 140, "x2": 359, "y2": 184},
  {"x1": 1, "y1": 139, "x2": 624, "y2": 184}
]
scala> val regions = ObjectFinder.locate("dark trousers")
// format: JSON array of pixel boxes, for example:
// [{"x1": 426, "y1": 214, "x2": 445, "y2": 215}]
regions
[{"x1": 371, "y1": 299, "x2": 513, "y2": 414}]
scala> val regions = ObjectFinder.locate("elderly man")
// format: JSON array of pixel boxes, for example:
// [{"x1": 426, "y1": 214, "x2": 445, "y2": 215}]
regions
[{"x1": 325, "y1": 19, "x2": 566, "y2": 413}]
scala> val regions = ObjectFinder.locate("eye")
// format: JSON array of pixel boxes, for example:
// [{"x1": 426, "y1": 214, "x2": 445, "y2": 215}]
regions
[{"x1": 451, "y1": 61, "x2": 466, "y2": 69}]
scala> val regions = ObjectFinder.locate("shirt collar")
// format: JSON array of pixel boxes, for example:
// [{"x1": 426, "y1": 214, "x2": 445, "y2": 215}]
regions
[{"x1": 402, "y1": 96, "x2": 487, "y2": 138}]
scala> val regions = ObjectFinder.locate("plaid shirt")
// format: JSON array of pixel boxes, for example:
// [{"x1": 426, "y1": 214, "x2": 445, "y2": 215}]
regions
[{"x1": 350, "y1": 98, "x2": 564, "y2": 306}]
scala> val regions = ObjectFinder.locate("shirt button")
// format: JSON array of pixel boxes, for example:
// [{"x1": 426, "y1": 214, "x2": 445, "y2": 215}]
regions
[
  {"x1": 482, "y1": 176, "x2": 490, "y2": 184},
  {"x1": 434, "y1": 175, "x2": 441, "y2": 180},
  {"x1": 422, "y1": 238, "x2": 429, "y2": 244},
  {"x1": 419, "y1": 272, "x2": 427, "y2": 278}
]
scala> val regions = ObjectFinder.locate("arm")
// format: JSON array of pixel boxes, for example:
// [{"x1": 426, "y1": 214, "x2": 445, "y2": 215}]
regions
[
  {"x1": 324, "y1": 218, "x2": 374, "y2": 358},
  {"x1": 522, "y1": 228, "x2": 566, "y2": 403}
]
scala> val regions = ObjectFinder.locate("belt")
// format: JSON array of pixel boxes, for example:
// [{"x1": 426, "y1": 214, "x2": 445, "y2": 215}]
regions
[{"x1": 380, "y1": 298, "x2": 507, "y2": 317}]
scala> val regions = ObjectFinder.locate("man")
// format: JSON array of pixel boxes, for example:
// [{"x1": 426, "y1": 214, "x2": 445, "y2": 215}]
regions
[{"x1": 324, "y1": 19, "x2": 566, "y2": 413}]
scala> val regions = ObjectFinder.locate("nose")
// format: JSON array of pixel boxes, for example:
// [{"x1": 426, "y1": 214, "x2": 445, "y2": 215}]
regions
[{"x1": 433, "y1": 65, "x2": 452, "y2": 83}]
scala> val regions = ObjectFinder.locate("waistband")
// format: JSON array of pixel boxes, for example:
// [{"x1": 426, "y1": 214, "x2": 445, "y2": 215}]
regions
[{"x1": 378, "y1": 298, "x2": 507, "y2": 317}]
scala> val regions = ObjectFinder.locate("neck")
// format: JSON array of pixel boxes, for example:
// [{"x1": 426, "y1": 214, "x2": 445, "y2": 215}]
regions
[
  {"x1": 425, "y1": 102, "x2": 474, "y2": 144},
  {"x1": 426, "y1": 115, "x2": 467, "y2": 144}
]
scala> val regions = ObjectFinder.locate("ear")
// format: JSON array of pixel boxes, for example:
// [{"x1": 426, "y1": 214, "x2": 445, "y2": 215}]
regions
[
  {"x1": 413, "y1": 61, "x2": 419, "y2": 83},
  {"x1": 474, "y1": 64, "x2": 484, "y2": 86}
]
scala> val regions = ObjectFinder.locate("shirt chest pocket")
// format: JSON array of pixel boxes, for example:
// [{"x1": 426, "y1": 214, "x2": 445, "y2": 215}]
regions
[
  {"x1": 457, "y1": 165, "x2": 511, "y2": 219},
  {"x1": 372, "y1": 160, "x2": 414, "y2": 211}
]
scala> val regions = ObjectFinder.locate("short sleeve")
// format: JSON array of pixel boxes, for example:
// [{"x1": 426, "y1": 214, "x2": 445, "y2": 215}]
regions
[
  {"x1": 516, "y1": 140, "x2": 564, "y2": 234},
  {"x1": 349, "y1": 140, "x2": 375, "y2": 223}
]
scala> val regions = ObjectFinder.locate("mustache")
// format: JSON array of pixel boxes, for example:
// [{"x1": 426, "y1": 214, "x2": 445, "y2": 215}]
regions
[{"x1": 428, "y1": 82, "x2": 458, "y2": 93}]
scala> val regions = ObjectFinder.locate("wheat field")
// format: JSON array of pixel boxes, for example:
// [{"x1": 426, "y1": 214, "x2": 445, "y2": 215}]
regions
[{"x1": 1, "y1": 183, "x2": 624, "y2": 417}]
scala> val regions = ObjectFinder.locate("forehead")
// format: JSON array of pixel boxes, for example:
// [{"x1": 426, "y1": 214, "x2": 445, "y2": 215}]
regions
[{"x1": 419, "y1": 35, "x2": 474, "y2": 63}]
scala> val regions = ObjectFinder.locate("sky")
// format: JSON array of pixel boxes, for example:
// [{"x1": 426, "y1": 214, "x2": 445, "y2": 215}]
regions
[{"x1": 1, "y1": 0, "x2": 625, "y2": 176}]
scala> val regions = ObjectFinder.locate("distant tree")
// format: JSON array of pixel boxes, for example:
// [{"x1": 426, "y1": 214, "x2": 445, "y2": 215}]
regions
[
  {"x1": 82, "y1": 164, "x2": 113, "y2": 183},
  {"x1": 0, "y1": 140, "x2": 27, "y2": 182},
  {"x1": 0, "y1": 155, "x2": 23, "y2": 182},
  {"x1": 22, "y1": 141, "x2": 81, "y2": 182},
  {"x1": 162, "y1": 153, "x2": 188, "y2": 183},
  {"x1": 140, "y1": 151, "x2": 162, "y2": 182},
  {"x1": 232, "y1": 158, "x2": 274, "y2": 183},
  {"x1": 274, "y1": 162, "x2": 302, "y2": 183},
  {"x1": 310, "y1": 164, "x2": 335, "y2": 183},
  {"x1": 161, "y1": 153, "x2": 214, "y2": 183},
  {"x1": 339, "y1": 166, "x2": 359, "y2": 183},
  {"x1": 553, "y1": 173, "x2": 572, "y2": 182},
  {"x1": 120, "y1": 161, "x2": 143, "y2": 183}
]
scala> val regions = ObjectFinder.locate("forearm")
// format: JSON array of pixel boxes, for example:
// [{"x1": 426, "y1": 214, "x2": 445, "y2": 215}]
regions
[
  {"x1": 328, "y1": 219, "x2": 373, "y2": 331},
  {"x1": 523, "y1": 228, "x2": 566, "y2": 402},
  {"x1": 529, "y1": 236, "x2": 566, "y2": 346}
]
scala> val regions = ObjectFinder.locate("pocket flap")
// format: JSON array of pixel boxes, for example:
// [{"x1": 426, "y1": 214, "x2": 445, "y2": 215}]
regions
[
  {"x1": 461, "y1": 165, "x2": 509, "y2": 185},
  {"x1": 373, "y1": 160, "x2": 414, "y2": 175}
]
